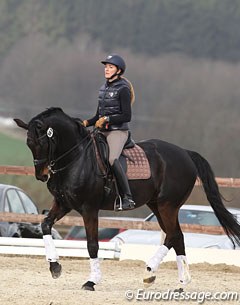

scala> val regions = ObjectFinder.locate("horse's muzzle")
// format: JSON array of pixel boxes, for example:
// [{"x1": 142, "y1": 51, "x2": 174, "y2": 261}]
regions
[
  {"x1": 36, "y1": 174, "x2": 48, "y2": 182},
  {"x1": 35, "y1": 167, "x2": 49, "y2": 182}
]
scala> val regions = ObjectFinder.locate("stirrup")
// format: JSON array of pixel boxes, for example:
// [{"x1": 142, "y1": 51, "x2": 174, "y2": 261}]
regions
[
  {"x1": 114, "y1": 195, "x2": 122, "y2": 211},
  {"x1": 120, "y1": 196, "x2": 135, "y2": 211}
]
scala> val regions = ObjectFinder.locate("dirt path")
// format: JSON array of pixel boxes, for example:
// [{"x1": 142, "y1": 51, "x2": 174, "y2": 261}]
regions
[{"x1": 0, "y1": 255, "x2": 239, "y2": 305}]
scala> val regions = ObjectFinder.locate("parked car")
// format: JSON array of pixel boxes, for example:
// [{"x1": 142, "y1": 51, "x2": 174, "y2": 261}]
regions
[
  {"x1": 0, "y1": 184, "x2": 62, "y2": 239},
  {"x1": 110, "y1": 205, "x2": 240, "y2": 249},
  {"x1": 65, "y1": 217, "x2": 144, "y2": 241}
]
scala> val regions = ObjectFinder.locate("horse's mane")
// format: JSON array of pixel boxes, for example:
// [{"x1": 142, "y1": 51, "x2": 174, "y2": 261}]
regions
[
  {"x1": 40, "y1": 107, "x2": 64, "y2": 117},
  {"x1": 29, "y1": 107, "x2": 87, "y2": 139},
  {"x1": 30, "y1": 107, "x2": 84, "y2": 122},
  {"x1": 28, "y1": 107, "x2": 88, "y2": 141},
  {"x1": 32, "y1": 107, "x2": 63, "y2": 119},
  {"x1": 29, "y1": 107, "x2": 69, "y2": 124}
]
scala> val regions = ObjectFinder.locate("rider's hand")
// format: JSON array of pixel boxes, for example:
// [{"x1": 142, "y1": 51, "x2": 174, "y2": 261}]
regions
[
  {"x1": 95, "y1": 117, "x2": 106, "y2": 128},
  {"x1": 82, "y1": 120, "x2": 88, "y2": 127}
]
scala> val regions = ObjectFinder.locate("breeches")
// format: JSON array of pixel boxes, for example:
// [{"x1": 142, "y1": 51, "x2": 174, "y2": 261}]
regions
[{"x1": 101, "y1": 130, "x2": 128, "y2": 165}]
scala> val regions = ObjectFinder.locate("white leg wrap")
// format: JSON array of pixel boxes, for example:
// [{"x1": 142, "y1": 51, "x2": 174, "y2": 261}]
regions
[
  {"x1": 176, "y1": 255, "x2": 191, "y2": 285},
  {"x1": 88, "y1": 258, "x2": 102, "y2": 284},
  {"x1": 43, "y1": 235, "x2": 59, "y2": 262},
  {"x1": 147, "y1": 245, "x2": 169, "y2": 272}
]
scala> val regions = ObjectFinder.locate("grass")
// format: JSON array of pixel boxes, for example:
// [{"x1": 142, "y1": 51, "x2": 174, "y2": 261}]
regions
[{"x1": 0, "y1": 132, "x2": 32, "y2": 166}]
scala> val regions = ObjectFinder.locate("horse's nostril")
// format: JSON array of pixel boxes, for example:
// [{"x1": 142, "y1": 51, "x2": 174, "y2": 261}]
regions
[
  {"x1": 42, "y1": 167, "x2": 50, "y2": 176},
  {"x1": 35, "y1": 172, "x2": 48, "y2": 182}
]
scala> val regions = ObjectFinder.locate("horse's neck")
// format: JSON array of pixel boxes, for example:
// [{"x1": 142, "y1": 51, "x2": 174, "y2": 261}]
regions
[{"x1": 59, "y1": 133, "x2": 95, "y2": 169}]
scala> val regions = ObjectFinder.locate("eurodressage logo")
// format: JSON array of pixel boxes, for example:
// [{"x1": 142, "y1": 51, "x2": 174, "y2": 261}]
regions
[{"x1": 124, "y1": 289, "x2": 240, "y2": 303}]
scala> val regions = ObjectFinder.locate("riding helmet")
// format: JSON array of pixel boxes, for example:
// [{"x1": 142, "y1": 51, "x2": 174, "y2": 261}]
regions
[{"x1": 101, "y1": 54, "x2": 126, "y2": 74}]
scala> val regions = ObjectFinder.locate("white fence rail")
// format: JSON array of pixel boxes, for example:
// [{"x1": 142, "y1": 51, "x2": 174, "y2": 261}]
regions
[
  {"x1": 0, "y1": 237, "x2": 120, "y2": 259},
  {"x1": 1, "y1": 237, "x2": 239, "y2": 267}
]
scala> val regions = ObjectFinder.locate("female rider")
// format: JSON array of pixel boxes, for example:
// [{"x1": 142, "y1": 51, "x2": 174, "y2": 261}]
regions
[{"x1": 83, "y1": 54, "x2": 135, "y2": 210}]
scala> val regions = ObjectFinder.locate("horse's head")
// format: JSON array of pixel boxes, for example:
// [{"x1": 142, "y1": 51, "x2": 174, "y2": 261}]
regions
[
  {"x1": 14, "y1": 109, "x2": 60, "y2": 182},
  {"x1": 14, "y1": 107, "x2": 87, "y2": 182}
]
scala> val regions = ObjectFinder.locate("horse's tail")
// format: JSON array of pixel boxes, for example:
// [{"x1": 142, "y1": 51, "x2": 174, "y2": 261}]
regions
[{"x1": 187, "y1": 150, "x2": 240, "y2": 247}]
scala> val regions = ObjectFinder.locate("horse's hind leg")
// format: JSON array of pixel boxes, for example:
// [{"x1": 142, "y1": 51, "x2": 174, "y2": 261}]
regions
[
  {"x1": 145, "y1": 201, "x2": 191, "y2": 287},
  {"x1": 143, "y1": 201, "x2": 167, "y2": 286},
  {"x1": 41, "y1": 200, "x2": 70, "y2": 279},
  {"x1": 167, "y1": 218, "x2": 191, "y2": 288}
]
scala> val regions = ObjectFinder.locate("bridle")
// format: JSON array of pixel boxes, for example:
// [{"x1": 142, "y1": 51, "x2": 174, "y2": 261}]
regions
[{"x1": 32, "y1": 126, "x2": 95, "y2": 175}]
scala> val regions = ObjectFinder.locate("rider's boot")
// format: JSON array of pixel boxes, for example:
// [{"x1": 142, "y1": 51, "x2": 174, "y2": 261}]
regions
[{"x1": 111, "y1": 159, "x2": 136, "y2": 210}]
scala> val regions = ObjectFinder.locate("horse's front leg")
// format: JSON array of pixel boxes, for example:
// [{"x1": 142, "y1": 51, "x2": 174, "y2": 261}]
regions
[
  {"x1": 81, "y1": 212, "x2": 101, "y2": 291},
  {"x1": 41, "y1": 200, "x2": 70, "y2": 279}
]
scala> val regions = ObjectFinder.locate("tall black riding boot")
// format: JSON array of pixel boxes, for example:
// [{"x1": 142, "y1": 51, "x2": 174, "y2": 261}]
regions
[{"x1": 111, "y1": 159, "x2": 135, "y2": 210}]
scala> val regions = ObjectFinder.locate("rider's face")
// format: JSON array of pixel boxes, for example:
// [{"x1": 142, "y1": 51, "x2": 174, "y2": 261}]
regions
[{"x1": 104, "y1": 64, "x2": 119, "y2": 80}]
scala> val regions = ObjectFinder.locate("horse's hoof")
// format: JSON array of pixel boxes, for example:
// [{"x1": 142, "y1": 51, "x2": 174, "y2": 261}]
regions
[
  {"x1": 143, "y1": 268, "x2": 156, "y2": 287},
  {"x1": 81, "y1": 281, "x2": 95, "y2": 291},
  {"x1": 49, "y1": 262, "x2": 62, "y2": 279},
  {"x1": 143, "y1": 276, "x2": 156, "y2": 287},
  {"x1": 174, "y1": 287, "x2": 184, "y2": 293}
]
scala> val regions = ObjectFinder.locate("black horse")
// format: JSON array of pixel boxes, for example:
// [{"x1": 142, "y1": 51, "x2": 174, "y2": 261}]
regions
[{"x1": 14, "y1": 107, "x2": 240, "y2": 291}]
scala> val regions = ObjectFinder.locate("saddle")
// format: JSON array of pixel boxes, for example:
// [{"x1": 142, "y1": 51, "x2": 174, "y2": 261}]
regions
[{"x1": 93, "y1": 131, "x2": 151, "y2": 180}]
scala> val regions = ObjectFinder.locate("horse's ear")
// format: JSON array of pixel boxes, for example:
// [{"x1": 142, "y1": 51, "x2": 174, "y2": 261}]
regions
[{"x1": 14, "y1": 118, "x2": 28, "y2": 130}]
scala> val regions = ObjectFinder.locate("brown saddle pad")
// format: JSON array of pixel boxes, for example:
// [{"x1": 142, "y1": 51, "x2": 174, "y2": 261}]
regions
[
  {"x1": 123, "y1": 144, "x2": 151, "y2": 180},
  {"x1": 93, "y1": 135, "x2": 151, "y2": 180}
]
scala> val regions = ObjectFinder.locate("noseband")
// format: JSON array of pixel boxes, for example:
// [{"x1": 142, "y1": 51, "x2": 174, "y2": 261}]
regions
[{"x1": 33, "y1": 158, "x2": 48, "y2": 166}]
